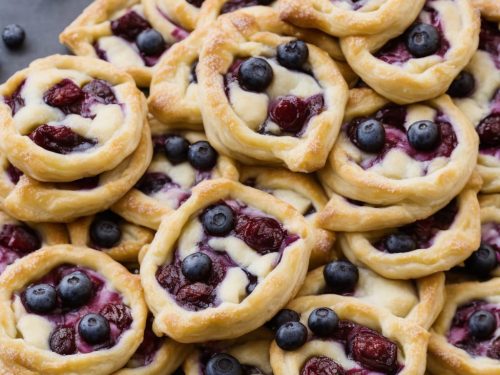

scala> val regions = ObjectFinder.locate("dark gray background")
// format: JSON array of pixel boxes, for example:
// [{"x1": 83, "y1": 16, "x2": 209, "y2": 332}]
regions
[{"x1": 0, "y1": 0, "x2": 93, "y2": 82}]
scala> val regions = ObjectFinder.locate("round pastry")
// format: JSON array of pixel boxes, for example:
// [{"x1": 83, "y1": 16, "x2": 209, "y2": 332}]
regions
[
  {"x1": 68, "y1": 211, "x2": 155, "y2": 263},
  {"x1": 279, "y1": 0, "x2": 425, "y2": 38},
  {"x1": 270, "y1": 295, "x2": 429, "y2": 375},
  {"x1": 318, "y1": 88, "x2": 479, "y2": 232},
  {"x1": 298, "y1": 260, "x2": 445, "y2": 329},
  {"x1": 340, "y1": 175, "x2": 481, "y2": 279},
  {"x1": 112, "y1": 118, "x2": 238, "y2": 230},
  {"x1": 0, "y1": 245, "x2": 147, "y2": 375},
  {"x1": 60, "y1": 0, "x2": 189, "y2": 87},
  {"x1": 0, "y1": 122, "x2": 152, "y2": 223},
  {"x1": 428, "y1": 278, "x2": 500, "y2": 375},
  {"x1": 198, "y1": 10, "x2": 349, "y2": 172},
  {"x1": 239, "y1": 166, "x2": 335, "y2": 269},
  {"x1": 0, "y1": 54, "x2": 147, "y2": 182},
  {"x1": 341, "y1": 0, "x2": 480, "y2": 104},
  {"x1": 140, "y1": 178, "x2": 313, "y2": 343}
]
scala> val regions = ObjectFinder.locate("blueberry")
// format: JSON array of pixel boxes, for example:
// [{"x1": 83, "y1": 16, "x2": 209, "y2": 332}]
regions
[
  {"x1": 206, "y1": 353, "x2": 243, "y2": 375},
  {"x1": 181, "y1": 253, "x2": 212, "y2": 282},
  {"x1": 78, "y1": 313, "x2": 110, "y2": 345},
  {"x1": 407, "y1": 120, "x2": 440, "y2": 151},
  {"x1": 354, "y1": 118, "x2": 385, "y2": 153},
  {"x1": 406, "y1": 23, "x2": 440, "y2": 58},
  {"x1": 202, "y1": 204, "x2": 235, "y2": 236},
  {"x1": 468, "y1": 310, "x2": 497, "y2": 340},
  {"x1": 2, "y1": 24, "x2": 25, "y2": 49},
  {"x1": 136, "y1": 29, "x2": 165, "y2": 56},
  {"x1": 277, "y1": 40, "x2": 309, "y2": 70},
  {"x1": 308, "y1": 307, "x2": 339, "y2": 337},
  {"x1": 465, "y1": 244, "x2": 498, "y2": 276},
  {"x1": 90, "y1": 217, "x2": 121, "y2": 249},
  {"x1": 24, "y1": 284, "x2": 57, "y2": 314},
  {"x1": 267, "y1": 309, "x2": 300, "y2": 331},
  {"x1": 385, "y1": 233, "x2": 417, "y2": 253},
  {"x1": 188, "y1": 141, "x2": 218, "y2": 170},
  {"x1": 275, "y1": 321, "x2": 308, "y2": 351},
  {"x1": 323, "y1": 260, "x2": 359, "y2": 294},
  {"x1": 164, "y1": 135, "x2": 190, "y2": 164},
  {"x1": 57, "y1": 271, "x2": 93, "y2": 308},
  {"x1": 447, "y1": 71, "x2": 475, "y2": 98},
  {"x1": 238, "y1": 58, "x2": 273, "y2": 92}
]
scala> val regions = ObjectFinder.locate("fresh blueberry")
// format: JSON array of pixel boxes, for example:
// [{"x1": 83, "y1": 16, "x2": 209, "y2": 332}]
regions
[
  {"x1": 353, "y1": 118, "x2": 385, "y2": 153},
  {"x1": 267, "y1": 309, "x2": 300, "y2": 331},
  {"x1": 78, "y1": 313, "x2": 110, "y2": 345},
  {"x1": 468, "y1": 310, "x2": 497, "y2": 340},
  {"x1": 57, "y1": 271, "x2": 93, "y2": 308},
  {"x1": 2, "y1": 24, "x2": 25, "y2": 48},
  {"x1": 405, "y1": 23, "x2": 440, "y2": 58},
  {"x1": 308, "y1": 307, "x2": 339, "y2": 337},
  {"x1": 164, "y1": 135, "x2": 190, "y2": 164},
  {"x1": 181, "y1": 253, "x2": 212, "y2": 282},
  {"x1": 188, "y1": 141, "x2": 218, "y2": 170},
  {"x1": 447, "y1": 71, "x2": 475, "y2": 98},
  {"x1": 136, "y1": 29, "x2": 165, "y2": 56},
  {"x1": 275, "y1": 321, "x2": 308, "y2": 351},
  {"x1": 206, "y1": 353, "x2": 243, "y2": 375},
  {"x1": 24, "y1": 284, "x2": 57, "y2": 314},
  {"x1": 202, "y1": 204, "x2": 235, "y2": 236},
  {"x1": 407, "y1": 120, "x2": 440, "y2": 151},
  {"x1": 90, "y1": 217, "x2": 122, "y2": 248},
  {"x1": 385, "y1": 233, "x2": 417, "y2": 253},
  {"x1": 277, "y1": 40, "x2": 309, "y2": 70},
  {"x1": 465, "y1": 244, "x2": 498, "y2": 276},
  {"x1": 323, "y1": 260, "x2": 359, "y2": 294},
  {"x1": 238, "y1": 58, "x2": 273, "y2": 92}
]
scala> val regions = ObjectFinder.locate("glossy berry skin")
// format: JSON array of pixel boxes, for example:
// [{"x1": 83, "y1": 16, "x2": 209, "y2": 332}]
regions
[
  {"x1": 202, "y1": 205, "x2": 235, "y2": 236},
  {"x1": 301, "y1": 357, "x2": 346, "y2": 375},
  {"x1": 78, "y1": 313, "x2": 110, "y2": 345},
  {"x1": 57, "y1": 271, "x2": 93, "y2": 308},
  {"x1": 24, "y1": 284, "x2": 57, "y2": 314},
  {"x1": 90, "y1": 217, "x2": 122, "y2": 248},
  {"x1": 0, "y1": 224, "x2": 41, "y2": 254},
  {"x1": 267, "y1": 309, "x2": 300, "y2": 331},
  {"x1": 2, "y1": 24, "x2": 25, "y2": 48},
  {"x1": 385, "y1": 233, "x2": 417, "y2": 253},
  {"x1": 465, "y1": 244, "x2": 498, "y2": 276},
  {"x1": 29, "y1": 125, "x2": 96, "y2": 154},
  {"x1": 238, "y1": 58, "x2": 274, "y2": 92},
  {"x1": 468, "y1": 310, "x2": 497, "y2": 340},
  {"x1": 405, "y1": 23, "x2": 441, "y2": 58},
  {"x1": 323, "y1": 261, "x2": 359, "y2": 294},
  {"x1": 136, "y1": 29, "x2": 165, "y2": 56},
  {"x1": 275, "y1": 321, "x2": 308, "y2": 351},
  {"x1": 353, "y1": 119, "x2": 385, "y2": 153},
  {"x1": 277, "y1": 40, "x2": 309, "y2": 70},
  {"x1": 349, "y1": 327, "x2": 398, "y2": 373},
  {"x1": 447, "y1": 71, "x2": 475, "y2": 98},
  {"x1": 407, "y1": 120, "x2": 440, "y2": 151},
  {"x1": 206, "y1": 353, "x2": 243, "y2": 375},
  {"x1": 477, "y1": 115, "x2": 500, "y2": 148},
  {"x1": 111, "y1": 11, "x2": 150, "y2": 41},
  {"x1": 269, "y1": 95, "x2": 308, "y2": 134},
  {"x1": 188, "y1": 141, "x2": 218, "y2": 170},
  {"x1": 164, "y1": 135, "x2": 190, "y2": 164},
  {"x1": 181, "y1": 253, "x2": 213, "y2": 282},
  {"x1": 236, "y1": 216, "x2": 284, "y2": 254},
  {"x1": 308, "y1": 308, "x2": 339, "y2": 337}
]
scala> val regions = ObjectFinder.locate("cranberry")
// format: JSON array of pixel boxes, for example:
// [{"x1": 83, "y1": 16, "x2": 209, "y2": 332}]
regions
[
  {"x1": 156, "y1": 264, "x2": 182, "y2": 294},
  {"x1": 488, "y1": 339, "x2": 500, "y2": 360},
  {"x1": 269, "y1": 95, "x2": 324, "y2": 134},
  {"x1": 49, "y1": 327, "x2": 76, "y2": 355},
  {"x1": 375, "y1": 106, "x2": 407, "y2": 129},
  {"x1": 43, "y1": 79, "x2": 84, "y2": 108},
  {"x1": 0, "y1": 224, "x2": 41, "y2": 254},
  {"x1": 348, "y1": 327, "x2": 398, "y2": 373},
  {"x1": 110, "y1": 11, "x2": 151, "y2": 41},
  {"x1": 6, "y1": 163, "x2": 23, "y2": 184},
  {"x1": 235, "y1": 215, "x2": 284, "y2": 254},
  {"x1": 29, "y1": 125, "x2": 97, "y2": 154},
  {"x1": 176, "y1": 283, "x2": 214, "y2": 309},
  {"x1": 301, "y1": 357, "x2": 345, "y2": 375},
  {"x1": 477, "y1": 115, "x2": 500, "y2": 148},
  {"x1": 135, "y1": 172, "x2": 174, "y2": 195},
  {"x1": 331, "y1": 320, "x2": 357, "y2": 341},
  {"x1": 82, "y1": 80, "x2": 117, "y2": 105},
  {"x1": 100, "y1": 303, "x2": 133, "y2": 331}
]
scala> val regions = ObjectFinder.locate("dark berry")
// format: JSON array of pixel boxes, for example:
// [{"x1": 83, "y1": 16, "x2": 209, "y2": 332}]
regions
[
  {"x1": 43, "y1": 79, "x2": 83, "y2": 108},
  {"x1": 135, "y1": 172, "x2": 173, "y2": 195},
  {"x1": 202, "y1": 205, "x2": 235, "y2": 236},
  {"x1": 24, "y1": 284, "x2": 57, "y2": 314},
  {"x1": 181, "y1": 253, "x2": 212, "y2": 282},
  {"x1": 176, "y1": 283, "x2": 214, "y2": 309},
  {"x1": 57, "y1": 271, "x2": 93, "y2": 308},
  {"x1": 465, "y1": 244, "x2": 498, "y2": 276},
  {"x1": 111, "y1": 11, "x2": 150, "y2": 41},
  {"x1": 6, "y1": 163, "x2": 23, "y2": 184},
  {"x1": 275, "y1": 321, "x2": 308, "y2": 351},
  {"x1": 301, "y1": 357, "x2": 345, "y2": 375},
  {"x1": 164, "y1": 135, "x2": 190, "y2": 164},
  {"x1": 82, "y1": 79, "x2": 117, "y2": 104},
  {"x1": 468, "y1": 310, "x2": 497, "y2": 340},
  {"x1": 308, "y1": 308, "x2": 339, "y2": 337},
  {"x1": 407, "y1": 120, "x2": 440, "y2": 151},
  {"x1": 206, "y1": 353, "x2": 243, "y2": 375},
  {"x1": 0, "y1": 224, "x2": 41, "y2": 254},
  {"x1": 488, "y1": 339, "x2": 500, "y2": 360},
  {"x1": 186, "y1": 0, "x2": 205, "y2": 7},
  {"x1": 447, "y1": 71, "x2": 475, "y2": 98},
  {"x1": 2, "y1": 24, "x2": 25, "y2": 48},
  {"x1": 352, "y1": 118, "x2": 385, "y2": 153},
  {"x1": 406, "y1": 23, "x2": 441, "y2": 58},
  {"x1": 78, "y1": 313, "x2": 110, "y2": 345},
  {"x1": 49, "y1": 327, "x2": 76, "y2": 355},
  {"x1": 136, "y1": 29, "x2": 166, "y2": 56},
  {"x1": 100, "y1": 303, "x2": 133, "y2": 331},
  {"x1": 277, "y1": 40, "x2": 309, "y2": 70},
  {"x1": 267, "y1": 309, "x2": 300, "y2": 331},
  {"x1": 29, "y1": 125, "x2": 97, "y2": 154},
  {"x1": 238, "y1": 58, "x2": 273, "y2": 92},
  {"x1": 90, "y1": 217, "x2": 122, "y2": 248},
  {"x1": 235, "y1": 216, "x2": 284, "y2": 254},
  {"x1": 348, "y1": 327, "x2": 398, "y2": 373},
  {"x1": 477, "y1": 115, "x2": 500, "y2": 148},
  {"x1": 269, "y1": 95, "x2": 308, "y2": 134},
  {"x1": 156, "y1": 264, "x2": 181, "y2": 291},
  {"x1": 323, "y1": 261, "x2": 359, "y2": 294},
  {"x1": 188, "y1": 141, "x2": 218, "y2": 170},
  {"x1": 384, "y1": 233, "x2": 417, "y2": 253}
]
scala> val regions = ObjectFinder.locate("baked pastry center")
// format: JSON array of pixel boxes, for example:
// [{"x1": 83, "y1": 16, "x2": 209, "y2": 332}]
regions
[
  {"x1": 156, "y1": 200, "x2": 298, "y2": 311},
  {"x1": 0, "y1": 223, "x2": 40, "y2": 274}
]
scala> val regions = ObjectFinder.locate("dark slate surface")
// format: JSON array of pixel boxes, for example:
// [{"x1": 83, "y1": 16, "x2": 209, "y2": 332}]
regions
[{"x1": 0, "y1": 0, "x2": 93, "y2": 83}]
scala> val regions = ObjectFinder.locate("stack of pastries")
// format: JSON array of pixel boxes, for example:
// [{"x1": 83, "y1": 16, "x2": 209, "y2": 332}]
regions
[{"x1": 0, "y1": 0, "x2": 497, "y2": 374}]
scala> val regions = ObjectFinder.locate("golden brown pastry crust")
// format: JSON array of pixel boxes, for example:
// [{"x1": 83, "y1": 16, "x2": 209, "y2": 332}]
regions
[
  {"x1": 140, "y1": 178, "x2": 313, "y2": 343},
  {"x1": 0, "y1": 245, "x2": 148, "y2": 375},
  {"x1": 471, "y1": 0, "x2": 500, "y2": 20}
]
